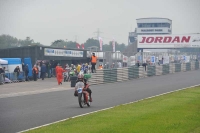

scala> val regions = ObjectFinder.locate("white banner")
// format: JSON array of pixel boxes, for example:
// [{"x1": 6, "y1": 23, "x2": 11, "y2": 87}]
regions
[
  {"x1": 99, "y1": 37, "x2": 103, "y2": 51},
  {"x1": 44, "y1": 48, "x2": 83, "y2": 57},
  {"x1": 138, "y1": 34, "x2": 200, "y2": 48},
  {"x1": 112, "y1": 39, "x2": 115, "y2": 52}
]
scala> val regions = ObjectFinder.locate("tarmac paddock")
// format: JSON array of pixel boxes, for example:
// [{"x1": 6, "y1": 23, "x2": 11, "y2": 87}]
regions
[{"x1": 0, "y1": 77, "x2": 72, "y2": 96}]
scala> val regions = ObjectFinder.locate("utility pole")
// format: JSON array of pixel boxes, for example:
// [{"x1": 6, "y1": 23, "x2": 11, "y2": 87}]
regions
[{"x1": 93, "y1": 28, "x2": 103, "y2": 39}]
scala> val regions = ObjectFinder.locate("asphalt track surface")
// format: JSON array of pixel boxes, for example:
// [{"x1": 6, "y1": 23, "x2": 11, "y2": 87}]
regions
[{"x1": 0, "y1": 70, "x2": 200, "y2": 133}]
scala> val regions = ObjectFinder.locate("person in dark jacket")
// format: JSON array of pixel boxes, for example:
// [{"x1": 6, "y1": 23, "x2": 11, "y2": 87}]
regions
[
  {"x1": 0, "y1": 66, "x2": 4, "y2": 74},
  {"x1": 41, "y1": 64, "x2": 46, "y2": 80},
  {"x1": 137, "y1": 61, "x2": 140, "y2": 67},
  {"x1": 0, "y1": 66, "x2": 5, "y2": 82},
  {"x1": 32, "y1": 65, "x2": 38, "y2": 81},
  {"x1": 22, "y1": 63, "x2": 25, "y2": 72},
  {"x1": 24, "y1": 64, "x2": 29, "y2": 81},
  {"x1": 14, "y1": 66, "x2": 20, "y2": 79}
]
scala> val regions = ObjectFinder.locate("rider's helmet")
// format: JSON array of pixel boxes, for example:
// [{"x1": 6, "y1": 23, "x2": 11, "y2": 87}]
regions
[{"x1": 78, "y1": 74, "x2": 84, "y2": 81}]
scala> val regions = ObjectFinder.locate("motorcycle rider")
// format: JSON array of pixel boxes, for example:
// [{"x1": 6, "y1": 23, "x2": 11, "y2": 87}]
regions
[{"x1": 74, "y1": 74, "x2": 92, "y2": 102}]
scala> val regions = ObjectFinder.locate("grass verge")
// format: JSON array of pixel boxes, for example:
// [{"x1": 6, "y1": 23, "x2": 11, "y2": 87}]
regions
[{"x1": 26, "y1": 86, "x2": 200, "y2": 133}]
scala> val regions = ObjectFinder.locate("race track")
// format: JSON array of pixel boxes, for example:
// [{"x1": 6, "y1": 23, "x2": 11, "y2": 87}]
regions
[{"x1": 0, "y1": 70, "x2": 200, "y2": 133}]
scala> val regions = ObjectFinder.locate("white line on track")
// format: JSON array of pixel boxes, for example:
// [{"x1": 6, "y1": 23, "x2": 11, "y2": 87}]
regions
[
  {"x1": 0, "y1": 87, "x2": 73, "y2": 99},
  {"x1": 17, "y1": 84, "x2": 200, "y2": 133}
]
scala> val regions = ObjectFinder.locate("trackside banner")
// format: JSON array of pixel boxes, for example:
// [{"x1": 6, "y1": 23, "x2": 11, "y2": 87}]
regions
[
  {"x1": 137, "y1": 34, "x2": 200, "y2": 48},
  {"x1": 44, "y1": 48, "x2": 83, "y2": 57}
]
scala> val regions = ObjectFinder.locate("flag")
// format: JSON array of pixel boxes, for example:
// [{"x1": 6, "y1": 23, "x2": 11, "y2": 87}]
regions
[
  {"x1": 112, "y1": 39, "x2": 115, "y2": 52},
  {"x1": 76, "y1": 43, "x2": 80, "y2": 49},
  {"x1": 81, "y1": 44, "x2": 84, "y2": 49},
  {"x1": 99, "y1": 37, "x2": 103, "y2": 51}
]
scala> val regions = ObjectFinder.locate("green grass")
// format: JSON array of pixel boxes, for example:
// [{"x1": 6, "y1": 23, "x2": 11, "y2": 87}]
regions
[{"x1": 26, "y1": 86, "x2": 200, "y2": 133}]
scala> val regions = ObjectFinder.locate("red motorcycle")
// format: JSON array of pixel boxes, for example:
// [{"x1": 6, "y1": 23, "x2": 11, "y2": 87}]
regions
[{"x1": 77, "y1": 83, "x2": 91, "y2": 108}]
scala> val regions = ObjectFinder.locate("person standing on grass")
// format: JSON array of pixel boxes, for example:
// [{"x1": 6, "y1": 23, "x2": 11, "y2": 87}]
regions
[{"x1": 90, "y1": 53, "x2": 97, "y2": 73}]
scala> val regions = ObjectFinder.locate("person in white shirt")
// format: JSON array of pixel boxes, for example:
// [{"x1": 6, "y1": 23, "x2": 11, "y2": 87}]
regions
[{"x1": 118, "y1": 62, "x2": 122, "y2": 68}]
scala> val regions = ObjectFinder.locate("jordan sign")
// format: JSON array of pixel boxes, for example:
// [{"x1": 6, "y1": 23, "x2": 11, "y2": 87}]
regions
[{"x1": 138, "y1": 34, "x2": 200, "y2": 48}]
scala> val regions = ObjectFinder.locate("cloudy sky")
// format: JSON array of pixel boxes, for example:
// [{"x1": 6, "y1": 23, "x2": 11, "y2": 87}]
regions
[{"x1": 0, "y1": 0, "x2": 200, "y2": 45}]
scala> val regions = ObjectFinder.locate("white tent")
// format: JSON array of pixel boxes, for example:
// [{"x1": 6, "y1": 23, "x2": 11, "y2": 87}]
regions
[
  {"x1": 0, "y1": 59, "x2": 8, "y2": 73},
  {"x1": 0, "y1": 59, "x2": 8, "y2": 65}
]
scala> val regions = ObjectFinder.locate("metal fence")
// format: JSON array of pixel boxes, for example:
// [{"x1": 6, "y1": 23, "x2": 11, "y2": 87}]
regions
[
  {"x1": 0, "y1": 72, "x2": 26, "y2": 84},
  {"x1": 93, "y1": 51, "x2": 200, "y2": 69}
]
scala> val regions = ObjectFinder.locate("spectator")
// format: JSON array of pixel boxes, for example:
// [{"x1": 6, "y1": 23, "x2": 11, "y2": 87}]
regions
[
  {"x1": 24, "y1": 64, "x2": 29, "y2": 81},
  {"x1": 84, "y1": 63, "x2": 89, "y2": 74},
  {"x1": 14, "y1": 66, "x2": 20, "y2": 79},
  {"x1": 41, "y1": 64, "x2": 46, "y2": 80},
  {"x1": 49, "y1": 63, "x2": 52, "y2": 77},
  {"x1": 0, "y1": 66, "x2": 5, "y2": 81},
  {"x1": 137, "y1": 61, "x2": 140, "y2": 67},
  {"x1": 118, "y1": 62, "x2": 122, "y2": 68},
  {"x1": 142, "y1": 62, "x2": 147, "y2": 71},
  {"x1": 76, "y1": 64, "x2": 81, "y2": 75},
  {"x1": 32, "y1": 65, "x2": 38, "y2": 81},
  {"x1": 0, "y1": 66, "x2": 4, "y2": 74},
  {"x1": 64, "y1": 64, "x2": 70, "y2": 82},
  {"x1": 111, "y1": 63, "x2": 115, "y2": 68},
  {"x1": 22, "y1": 63, "x2": 25, "y2": 72},
  {"x1": 98, "y1": 64, "x2": 103, "y2": 69},
  {"x1": 71, "y1": 64, "x2": 76, "y2": 70},
  {"x1": 88, "y1": 64, "x2": 91, "y2": 73},
  {"x1": 90, "y1": 53, "x2": 97, "y2": 73},
  {"x1": 3, "y1": 67, "x2": 6, "y2": 72},
  {"x1": 37, "y1": 64, "x2": 41, "y2": 79}
]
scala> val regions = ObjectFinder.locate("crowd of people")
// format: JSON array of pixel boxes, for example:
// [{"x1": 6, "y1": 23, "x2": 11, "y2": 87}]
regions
[{"x1": 62, "y1": 63, "x2": 90, "y2": 83}]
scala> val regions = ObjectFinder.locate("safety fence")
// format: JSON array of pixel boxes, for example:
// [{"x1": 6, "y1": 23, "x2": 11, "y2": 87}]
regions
[
  {"x1": 0, "y1": 72, "x2": 25, "y2": 85},
  {"x1": 88, "y1": 61, "x2": 200, "y2": 85},
  {"x1": 88, "y1": 51, "x2": 200, "y2": 69}
]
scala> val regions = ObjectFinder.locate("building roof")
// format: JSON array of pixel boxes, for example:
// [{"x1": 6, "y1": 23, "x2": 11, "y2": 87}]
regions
[
  {"x1": 0, "y1": 45, "x2": 88, "y2": 51},
  {"x1": 136, "y1": 17, "x2": 172, "y2": 21}
]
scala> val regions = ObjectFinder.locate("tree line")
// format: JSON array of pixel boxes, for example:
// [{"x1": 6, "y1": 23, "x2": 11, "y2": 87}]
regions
[
  {"x1": 0, "y1": 34, "x2": 127, "y2": 52},
  {"x1": 0, "y1": 35, "x2": 43, "y2": 49},
  {"x1": 51, "y1": 38, "x2": 127, "y2": 52}
]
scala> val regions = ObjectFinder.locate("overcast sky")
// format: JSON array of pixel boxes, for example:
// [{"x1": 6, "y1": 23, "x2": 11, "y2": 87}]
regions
[{"x1": 0, "y1": 0, "x2": 200, "y2": 45}]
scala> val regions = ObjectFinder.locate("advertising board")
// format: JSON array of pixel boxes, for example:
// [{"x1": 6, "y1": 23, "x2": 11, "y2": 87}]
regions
[
  {"x1": 44, "y1": 48, "x2": 83, "y2": 57},
  {"x1": 138, "y1": 34, "x2": 200, "y2": 48}
]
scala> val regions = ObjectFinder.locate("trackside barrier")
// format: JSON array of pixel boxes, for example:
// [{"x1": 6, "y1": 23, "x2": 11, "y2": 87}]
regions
[
  {"x1": 181, "y1": 63, "x2": 186, "y2": 72},
  {"x1": 169, "y1": 64, "x2": 175, "y2": 74},
  {"x1": 191, "y1": 62, "x2": 195, "y2": 70},
  {"x1": 195, "y1": 61, "x2": 199, "y2": 70},
  {"x1": 88, "y1": 61, "x2": 200, "y2": 85},
  {"x1": 175, "y1": 63, "x2": 181, "y2": 72},
  {"x1": 147, "y1": 66, "x2": 155, "y2": 76},
  {"x1": 5, "y1": 72, "x2": 25, "y2": 83},
  {"x1": 156, "y1": 65, "x2": 163, "y2": 75},
  {"x1": 162, "y1": 64, "x2": 170, "y2": 75}
]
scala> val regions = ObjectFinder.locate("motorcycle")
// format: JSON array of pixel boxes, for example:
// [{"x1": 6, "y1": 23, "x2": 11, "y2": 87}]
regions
[{"x1": 77, "y1": 86, "x2": 91, "y2": 108}]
